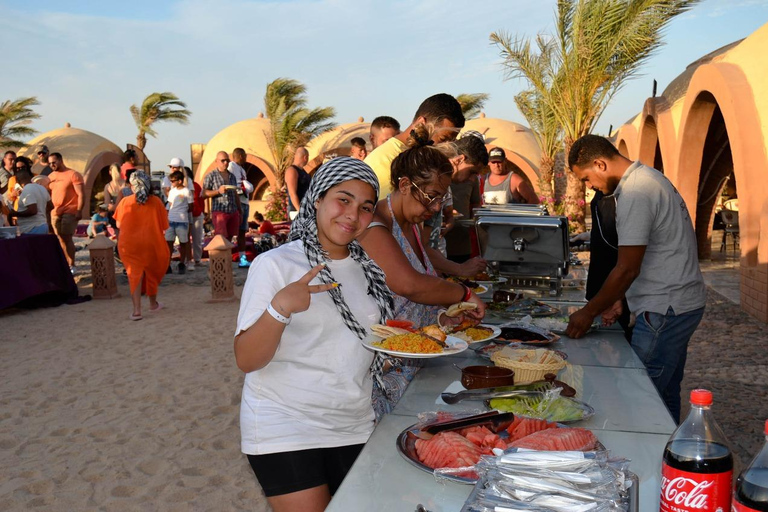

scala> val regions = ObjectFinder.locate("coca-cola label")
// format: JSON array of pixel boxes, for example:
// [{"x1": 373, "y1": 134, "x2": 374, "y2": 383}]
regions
[
  {"x1": 732, "y1": 500, "x2": 762, "y2": 512},
  {"x1": 660, "y1": 462, "x2": 732, "y2": 512}
]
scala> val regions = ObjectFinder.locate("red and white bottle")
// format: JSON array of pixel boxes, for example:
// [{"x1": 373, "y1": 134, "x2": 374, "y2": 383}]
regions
[
  {"x1": 660, "y1": 389, "x2": 733, "y2": 512},
  {"x1": 732, "y1": 419, "x2": 768, "y2": 511}
]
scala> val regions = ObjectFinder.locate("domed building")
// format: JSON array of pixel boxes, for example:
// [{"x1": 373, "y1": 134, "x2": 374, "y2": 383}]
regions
[
  {"x1": 461, "y1": 116, "x2": 542, "y2": 191},
  {"x1": 305, "y1": 119, "x2": 370, "y2": 172},
  {"x1": 613, "y1": 21, "x2": 768, "y2": 322},
  {"x1": 194, "y1": 116, "x2": 277, "y2": 206},
  {"x1": 17, "y1": 124, "x2": 123, "y2": 215}
]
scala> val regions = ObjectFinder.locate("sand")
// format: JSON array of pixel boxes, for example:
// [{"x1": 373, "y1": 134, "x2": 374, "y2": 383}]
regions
[{"x1": 0, "y1": 279, "x2": 269, "y2": 511}]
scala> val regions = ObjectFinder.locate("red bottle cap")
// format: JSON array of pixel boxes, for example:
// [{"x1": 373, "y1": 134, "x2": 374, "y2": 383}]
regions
[{"x1": 690, "y1": 389, "x2": 713, "y2": 406}]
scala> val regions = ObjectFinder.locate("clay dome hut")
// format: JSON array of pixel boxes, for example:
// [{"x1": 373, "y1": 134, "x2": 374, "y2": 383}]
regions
[
  {"x1": 17, "y1": 124, "x2": 123, "y2": 215},
  {"x1": 461, "y1": 115, "x2": 542, "y2": 192},
  {"x1": 304, "y1": 118, "x2": 371, "y2": 172},
  {"x1": 613, "y1": 21, "x2": 768, "y2": 322},
  {"x1": 194, "y1": 116, "x2": 278, "y2": 213}
]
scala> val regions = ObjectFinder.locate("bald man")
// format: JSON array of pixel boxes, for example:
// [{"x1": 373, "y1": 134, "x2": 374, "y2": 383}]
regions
[
  {"x1": 284, "y1": 147, "x2": 311, "y2": 220},
  {"x1": 202, "y1": 150, "x2": 241, "y2": 239}
]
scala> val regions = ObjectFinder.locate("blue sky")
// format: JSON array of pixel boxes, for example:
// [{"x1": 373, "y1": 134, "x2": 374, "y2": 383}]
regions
[{"x1": 2, "y1": 0, "x2": 767, "y2": 170}]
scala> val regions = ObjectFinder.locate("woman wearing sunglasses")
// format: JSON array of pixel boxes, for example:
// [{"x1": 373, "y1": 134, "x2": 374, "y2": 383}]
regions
[{"x1": 358, "y1": 125, "x2": 485, "y2": 418}]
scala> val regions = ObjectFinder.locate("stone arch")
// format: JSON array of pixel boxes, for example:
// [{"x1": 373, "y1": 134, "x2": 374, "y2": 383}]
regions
[
  {"x1": 81, "y1": 151, "x2": 122, "y2": 215},
  {"x1": 617, "y1": 139, "x2": 630, "y2": 158},
  {"x1": 675, "y1": 63, "x2": 765, "y2": 268},
  {"x1": 638, "y1": 116, "x2": 665, "y2": 172},
  {"x1": 614, "y1": 124, "x2": 639, "y2": 160}
]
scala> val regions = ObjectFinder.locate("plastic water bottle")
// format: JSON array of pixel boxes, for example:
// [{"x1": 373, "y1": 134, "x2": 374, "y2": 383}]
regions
[
  {"x1": 660, "y1": 389, "x2": 733, "y2": 512},
  {"x1": 732, "y1": 420, "x2": 768, "y2": 511}
]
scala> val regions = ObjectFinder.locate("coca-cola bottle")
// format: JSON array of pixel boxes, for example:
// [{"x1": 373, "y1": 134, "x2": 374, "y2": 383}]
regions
[
  {"x1": 732, "y1": 419, "x2": 768, "y2": 511},
  {"x1": 660, "y1": 389, "x2": 733, "y2": 512}
]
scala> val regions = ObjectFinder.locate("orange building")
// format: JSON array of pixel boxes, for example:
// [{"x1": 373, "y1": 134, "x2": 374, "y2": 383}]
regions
[{"x1": 614, "y1": 22, "x2": 768, "y2": 322}]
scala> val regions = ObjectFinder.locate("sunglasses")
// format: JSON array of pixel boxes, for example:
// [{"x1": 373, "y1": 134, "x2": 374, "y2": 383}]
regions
[{"x1": 410, "y1": 180, "x2": 449, "y2": 209}]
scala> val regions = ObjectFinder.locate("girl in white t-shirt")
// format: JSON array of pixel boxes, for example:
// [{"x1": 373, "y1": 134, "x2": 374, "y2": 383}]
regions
[{"x1": 234, "y1": 157, "x2": 393, "y2": 512}]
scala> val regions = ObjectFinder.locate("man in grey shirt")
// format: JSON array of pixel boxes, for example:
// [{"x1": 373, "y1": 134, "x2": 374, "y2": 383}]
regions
[{"x1": 565, "y1": 135, "x2": 705, "y2": 423}]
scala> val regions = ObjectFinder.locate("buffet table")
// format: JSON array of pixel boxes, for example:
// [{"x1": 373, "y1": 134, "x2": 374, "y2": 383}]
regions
[
  {"x1": 328, "y1": 323, "x2": 674, "y2": 511},
  {"x1": 0, "y1": 234, "x2": 79, "y2": 309}
]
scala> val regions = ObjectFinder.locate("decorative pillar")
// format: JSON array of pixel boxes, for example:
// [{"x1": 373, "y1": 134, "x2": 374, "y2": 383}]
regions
[
  {"x1": 205, "y1": 235, "x2": 236, "y2": 302},
  {"x1": 88, "y1": 235, "x2": 120, "y2": 299}
]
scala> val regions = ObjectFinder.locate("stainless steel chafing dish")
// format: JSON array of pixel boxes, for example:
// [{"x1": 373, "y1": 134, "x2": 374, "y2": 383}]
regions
[{"x1": 473, "y1": 205, "x2": 570, "y2": 296}]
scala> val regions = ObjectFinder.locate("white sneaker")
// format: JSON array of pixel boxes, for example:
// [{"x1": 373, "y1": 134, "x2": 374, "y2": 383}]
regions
[{"x1": 188, "y1": 261, "x2": 196, "y2": 271}]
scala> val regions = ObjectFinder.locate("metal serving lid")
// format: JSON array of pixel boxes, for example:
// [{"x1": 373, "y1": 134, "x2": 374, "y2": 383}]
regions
[{"x1": 475, "y1": 214, "x2": 570, "y2": 277}]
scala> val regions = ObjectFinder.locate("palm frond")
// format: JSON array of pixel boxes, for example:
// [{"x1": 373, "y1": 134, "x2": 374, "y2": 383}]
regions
[
  {"x1": 456, "y1": 93, "x2": 490, "y2": 119},
  {"x1": 263, "y1": 78, "x2": 336, "y2": 181},
  {"x1": 0, "y1": 96, "x2": 41, "y2": 146}
]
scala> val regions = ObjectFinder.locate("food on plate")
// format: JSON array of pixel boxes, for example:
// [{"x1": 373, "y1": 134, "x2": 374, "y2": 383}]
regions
[
  {"x1": 452, "y1": 326, "x2": 495, "y2": 343},
  {"x1": 489, "y1": 395, "x2": 588, "y2": 422},
  {"x1": 445, "y1": 302, "x2": 478, "y2": 317},
  {"x1": 486, "y1": 301, "x2": 512, "y2": 312},
  {"x1": 411, "y1": 417, "x2": 597, "y2": 472},
  {"x1": 370, "y1": 324, "x2": 412, "y2": 337},
  {"x1": 386, "y1": 319, "x2": 415, "y2": 331},
  {"x1": 418, "y1": 324, "x2": 447, "y2": 342},
  {"x1": 414, "y1": 431, "x2": 486, "y2": 469},
  {"x1": 506, "y1": 416, "x2": 558, "y2": 442},
  {"x1": 508, "y1": 427, "x2": 598, "y2": 451},
  {"x1": 371, "y1": 333, "x2": 444, "y2": 354},
  {"x1": 529, "y1": 317, "x2": 570, "y2": 332}
]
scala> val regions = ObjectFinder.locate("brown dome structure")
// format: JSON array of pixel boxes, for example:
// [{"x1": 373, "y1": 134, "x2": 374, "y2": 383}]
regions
[
  {"x1": 461, "y1": 117, "x2": 542, "y2": 191},
  {"x1": 18, "y1": 125, "x2": 123, "y2": 215}
]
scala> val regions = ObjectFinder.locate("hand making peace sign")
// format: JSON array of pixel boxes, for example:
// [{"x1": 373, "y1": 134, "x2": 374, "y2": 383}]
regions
[{"x1": 270, "y1": 264, "x2": 338, "y2": 318}]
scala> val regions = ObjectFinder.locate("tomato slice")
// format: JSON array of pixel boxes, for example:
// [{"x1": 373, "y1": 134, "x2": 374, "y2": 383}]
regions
[{"x1": 386, "y1": 319, "x2": 415, "y2": 331}]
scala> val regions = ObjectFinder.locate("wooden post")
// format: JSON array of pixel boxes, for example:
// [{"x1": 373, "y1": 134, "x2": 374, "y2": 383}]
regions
[
  {"x1": 204, "y1": 235, "x2": 236, "y2": 302},
  {"x1": 87, "y1": 235, "x2": 120, "y2": 299}
]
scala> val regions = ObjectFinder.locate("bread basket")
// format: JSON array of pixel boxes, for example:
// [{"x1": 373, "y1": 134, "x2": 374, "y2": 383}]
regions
[{"x1": 490, "y1": 347, "x2": 566, "y2": 384}]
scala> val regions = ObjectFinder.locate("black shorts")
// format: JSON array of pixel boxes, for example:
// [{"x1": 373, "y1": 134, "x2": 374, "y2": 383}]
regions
[{"x1": 247, "y1": 444, "x2": 364, "y2": 497}]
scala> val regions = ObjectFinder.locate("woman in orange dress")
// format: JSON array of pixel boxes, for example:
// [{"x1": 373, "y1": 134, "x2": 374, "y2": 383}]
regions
[{"x1": 114, "y1": 171, "x2": 169, "y2": 320}]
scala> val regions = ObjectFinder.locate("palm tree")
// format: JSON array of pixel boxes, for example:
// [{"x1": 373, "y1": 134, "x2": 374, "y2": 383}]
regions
[
  {"x1": 456, "y1": 93, "x2": 490, "y2": 120},
  {"x1": 263, "y1": 78, "x2": 336, "y2": 185},
  {"x1": 130, "y1": 92, "x2": 191, "y2": 151},
  {"x1": 492, "y1": 0, "x2": 700, "y2": 231},
  {"x1": 0, "y1": 97, "x2": 41, "y2": 149},
  {"x1": 516, "y1": 88, "x2": 563, "y2": 213}
]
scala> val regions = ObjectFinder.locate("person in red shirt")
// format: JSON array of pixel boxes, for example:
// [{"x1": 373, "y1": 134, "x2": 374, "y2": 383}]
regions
[
  {"x1": 252, "y1": 211, "x2": 276, "y2": 236},
  {"x1": 186, "y1": 167, "x2": 206, "y2": 269}
]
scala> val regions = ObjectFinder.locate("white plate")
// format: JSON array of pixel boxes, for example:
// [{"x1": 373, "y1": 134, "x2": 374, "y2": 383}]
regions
[
  {"x1": 476, "y1": 276, "x2": 507, "y2": 286},
  {"x1": 472, "y1": 284, "x2": 489, "y2": 295},
  {"x1": 361, "y1": 334, "x2": 468, "y2": 359},
  {"x1": 454, "y1": 324, "x2": 501, "y2": 344}
]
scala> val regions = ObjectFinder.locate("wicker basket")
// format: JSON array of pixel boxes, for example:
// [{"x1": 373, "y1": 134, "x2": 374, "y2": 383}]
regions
[{"x1": 490, "y1": 347, "x2": 567, "y2": 384}]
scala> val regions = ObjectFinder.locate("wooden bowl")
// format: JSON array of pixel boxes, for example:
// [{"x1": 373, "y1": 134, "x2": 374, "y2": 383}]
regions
[{"x1": 461, "y1": 365, "x2": 515, "y2": 390}]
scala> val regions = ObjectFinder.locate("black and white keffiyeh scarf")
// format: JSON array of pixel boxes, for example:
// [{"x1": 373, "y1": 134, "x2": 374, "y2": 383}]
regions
[
  {"x1": 289, "y1": 156, "x2": 394, "y2": 339},
  {"x1": 129, "y1": 170, "x2": 151, "y2": 205}
]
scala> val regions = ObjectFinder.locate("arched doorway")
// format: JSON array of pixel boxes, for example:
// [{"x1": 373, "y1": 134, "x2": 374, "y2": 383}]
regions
[
  {"x1": 89, "y1": 165, "x2": 112, "y2": 215},
  {"x1": 617, "y1": 139, "x2": 629, "y2": 158},
  {"x1": 639, "y1": 117, "x2": 665, "y2": 173},
  {"x1": 693, "y1": 103, "x2": 734, "y2": 261}
]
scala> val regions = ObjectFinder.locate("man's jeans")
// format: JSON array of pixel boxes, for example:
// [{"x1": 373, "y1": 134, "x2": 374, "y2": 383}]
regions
[{"x1": 631, "y1": 306, "x2": 705, "y2": 424}]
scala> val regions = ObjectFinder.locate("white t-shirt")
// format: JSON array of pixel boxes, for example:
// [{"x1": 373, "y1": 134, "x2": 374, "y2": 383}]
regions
[
  {"x1": 16, "y1": 183, "x2": 50, "y2": 233},
  {"x1": 166, "y1": 187, "x2": 191, "y2": 223},
  {"x1": 162, "y1": 175, "x2": 194, "y2": 194},
  {"x1": 227, "y1": 162, "x2": 248, "y2": 196},
  {"x1": 236, "y1": 240, "x2": 380, "y2": 455}
]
